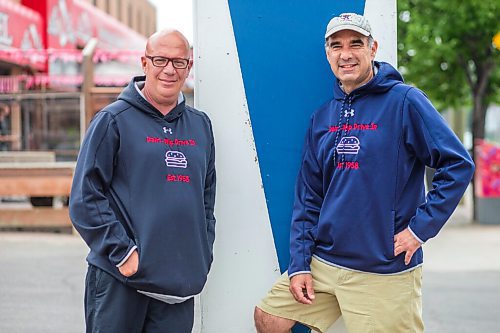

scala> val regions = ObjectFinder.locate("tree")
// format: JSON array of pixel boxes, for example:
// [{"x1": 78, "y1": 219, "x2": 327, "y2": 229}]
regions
[{"x1": 397, "y1": 0, "x2": 499, "y2": 219}]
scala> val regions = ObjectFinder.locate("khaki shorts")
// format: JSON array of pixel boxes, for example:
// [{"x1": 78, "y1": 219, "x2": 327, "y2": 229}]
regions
[{"x1": 257, "y1": 257, "x2": 424, "y2": 333}]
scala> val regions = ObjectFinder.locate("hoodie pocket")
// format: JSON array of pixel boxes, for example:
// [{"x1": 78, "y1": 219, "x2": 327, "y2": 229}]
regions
[
  {"x1": 206, "y1": 218, "x2": 216, "y2": 254},
  {"x1": 124, "y1": 244, "x2": 143, "y2": 283},
  {"x1": 386, "y1": 210, "x2": 396, "y2": 259}
]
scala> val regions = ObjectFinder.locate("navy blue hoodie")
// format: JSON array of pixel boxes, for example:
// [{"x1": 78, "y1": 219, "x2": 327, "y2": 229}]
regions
[
  {"x1": 288, "y1": 62, "x2": 474, "y2": 276},
  {"x1": 69, "y1": 76, "x2": 216, "y2": 299}
]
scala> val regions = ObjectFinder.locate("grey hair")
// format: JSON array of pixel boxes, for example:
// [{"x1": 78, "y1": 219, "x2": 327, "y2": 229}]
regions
[
  {"x1": 367, "y1": 35, "x2": 375, "y2": 48},
  {"x1": 325, "y1": 35, "x2": 375, "y2": 49}
]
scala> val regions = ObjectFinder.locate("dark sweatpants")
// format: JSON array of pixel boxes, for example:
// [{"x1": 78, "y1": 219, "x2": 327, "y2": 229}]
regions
[{"x1": 84, "y1": 265, "x2": 194, "y2": 333}]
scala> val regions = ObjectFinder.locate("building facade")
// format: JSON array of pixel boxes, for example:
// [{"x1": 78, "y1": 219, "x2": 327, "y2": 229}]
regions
[
  {"x1": 88, "y1": 0, "x2": 156, "y2": 38},
  {"x1": 0, "y1": 0, "x2": 157, "y2": 157}
]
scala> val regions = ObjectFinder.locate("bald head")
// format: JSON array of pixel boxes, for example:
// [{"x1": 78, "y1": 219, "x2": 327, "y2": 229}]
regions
[{"x1": 145, "y1": 29, "x2": 190, "y2": 58}]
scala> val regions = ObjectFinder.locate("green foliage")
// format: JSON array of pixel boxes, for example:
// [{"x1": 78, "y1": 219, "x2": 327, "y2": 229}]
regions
[{"x1": 397, "y1": 0, "x2": 499, "y2": 112}]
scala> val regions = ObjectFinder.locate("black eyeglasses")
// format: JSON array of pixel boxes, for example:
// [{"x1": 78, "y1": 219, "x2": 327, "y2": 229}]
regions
[{"x1": 145, "y1": 55, "x2": 190, "y2": 69}]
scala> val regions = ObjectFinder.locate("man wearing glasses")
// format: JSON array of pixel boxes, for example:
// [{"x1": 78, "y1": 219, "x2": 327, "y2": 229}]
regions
[{"x1": 70, "y1": 29, "x2": 216, "y2": 333}]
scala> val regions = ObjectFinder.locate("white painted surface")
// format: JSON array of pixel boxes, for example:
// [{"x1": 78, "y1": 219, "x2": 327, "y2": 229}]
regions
[
  {"x1": 365, "y1": 0, "x2": 398, "y2": 66},
  {"x1": 194, "y1": 0, "x2": 281, "y2": 331}
]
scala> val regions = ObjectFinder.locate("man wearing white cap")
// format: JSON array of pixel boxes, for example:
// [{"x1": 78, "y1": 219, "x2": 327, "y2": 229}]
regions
[{"x1": 254, "y1": 12, "x2": 474, "y2": 333}]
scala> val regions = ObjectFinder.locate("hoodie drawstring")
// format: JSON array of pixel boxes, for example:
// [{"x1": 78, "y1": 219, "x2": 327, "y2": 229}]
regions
[{"x1": 332, "y1": 95, "x2": 354, "y2": 166}]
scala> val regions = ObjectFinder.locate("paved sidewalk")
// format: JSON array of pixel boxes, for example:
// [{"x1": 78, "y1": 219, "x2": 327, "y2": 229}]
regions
[
  {"x1": 0, "y1": 232, "x2": 87, "y2": 333},
  {"x1": 422, "y1": 222, "x2": 500, "y2": 333},
  {"x1": 0, "y1": 200, "x2": 499, "y2": 332}
]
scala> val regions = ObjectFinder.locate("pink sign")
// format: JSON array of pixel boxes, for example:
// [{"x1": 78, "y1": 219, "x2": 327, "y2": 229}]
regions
[
  {"x1": 0, "y1": 1, "x2": 45, "y2": 70},
  {"x1": 45, "y1": 0, "x2": 145, "y2": 50},
  {"x1": 475, "y1": 139, "x2": 500, "y2": 198}
]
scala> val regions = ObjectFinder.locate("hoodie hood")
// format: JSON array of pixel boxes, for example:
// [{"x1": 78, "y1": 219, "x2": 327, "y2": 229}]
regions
[
  {"x1": 333, "y1": 61, "x2": 404, "y2": 100},
  {"x1": 117, "y1": 75, "x2": 185, "y2": 123}
]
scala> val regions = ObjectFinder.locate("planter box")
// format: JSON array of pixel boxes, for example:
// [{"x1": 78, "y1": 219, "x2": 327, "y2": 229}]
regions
[{"x1": 477, "y1": 198, "x2": 500, "y2": 224}]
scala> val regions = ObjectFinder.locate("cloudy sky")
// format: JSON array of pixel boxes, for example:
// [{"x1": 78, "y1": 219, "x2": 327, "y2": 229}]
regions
[{"x1": 148, "y1": 0, "x2": 194, "y2": 44}]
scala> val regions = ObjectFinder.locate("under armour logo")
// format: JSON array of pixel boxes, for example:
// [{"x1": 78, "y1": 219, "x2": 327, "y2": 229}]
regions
[
  {"x1": 344, "y1": 109, "x2": 355, "y2": 117},
  {"x1": 163, "y1": 127, "x2": 172, "y2": 134}
]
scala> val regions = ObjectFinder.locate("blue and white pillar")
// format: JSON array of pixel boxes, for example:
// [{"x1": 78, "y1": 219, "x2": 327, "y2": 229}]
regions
[{"x1": 194, "y1": 1, "x2": 396, "y2": 332}]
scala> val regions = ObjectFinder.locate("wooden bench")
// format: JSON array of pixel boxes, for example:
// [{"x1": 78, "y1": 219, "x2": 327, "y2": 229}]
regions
[
  {"x1": 0, "y1": 151, "x2": 56, "y2": 163},
  {"x1": 0, "y1": 152, "x2": 75, "y2": 229}
]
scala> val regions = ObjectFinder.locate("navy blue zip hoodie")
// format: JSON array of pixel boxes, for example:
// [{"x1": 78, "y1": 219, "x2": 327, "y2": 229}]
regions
[
  {"x1": 288, "y1": 62, "x2": 474, "y2": 276},
  {"x1": 69, "y1": 76, "x2": 216, "y2": 299}
]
